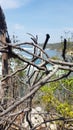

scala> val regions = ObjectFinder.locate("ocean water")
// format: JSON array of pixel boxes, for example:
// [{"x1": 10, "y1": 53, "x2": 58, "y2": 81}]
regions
[
  {"x1": 21, "y1": 46, "x2": 60, "y2": 60},
  {"x1": 20, "y1": 47, "x2": 61, "y2": 70},
  {"x1": 45, "y1": 49, "x2": 59, "y2": 57}
]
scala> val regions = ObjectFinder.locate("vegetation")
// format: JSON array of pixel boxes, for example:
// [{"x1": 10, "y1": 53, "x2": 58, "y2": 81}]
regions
[
  {"x1": 40, "y1": 78, "x2": 73, "y2": 118},
  {"x1": 40, "y1": 41, "x2": 73, "y2": 52},
  {"x1": 0, "y1": 6, "x2": 73, "y2": 130}
]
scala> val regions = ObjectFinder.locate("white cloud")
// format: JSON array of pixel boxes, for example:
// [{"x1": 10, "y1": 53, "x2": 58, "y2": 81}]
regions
[
  {"x1": 14, "y1": 24, "x2": 24, "y2": 30},
  {"x1": 0, "y1": 0, "x2": 32, "y2": 9},
  {"x1": 0, "y1": 0, "x2": 20, "y2": 9}
]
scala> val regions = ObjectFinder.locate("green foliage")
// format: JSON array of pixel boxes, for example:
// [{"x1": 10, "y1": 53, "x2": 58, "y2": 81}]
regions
[
  {"x1": 57, "y1": 102, "x2": 73, "y2": 117},
  {"x1": 51, "y1": 56, "x2": 60, "y2": 60},
  {"x1": 40, "y1": 77, "x2": 73, "y2": 118}
]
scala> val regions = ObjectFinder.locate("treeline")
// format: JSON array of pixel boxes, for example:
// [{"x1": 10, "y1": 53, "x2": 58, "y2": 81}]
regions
[{"x1": 39, "y1": 41, "x2": 73, "y2": 52}]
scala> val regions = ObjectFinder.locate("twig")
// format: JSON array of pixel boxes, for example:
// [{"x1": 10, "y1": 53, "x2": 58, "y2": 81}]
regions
[
  {"x1": 32, "y1": 117, "x2": 73, "y2": 130},
  {"x1": 62, "y1": 39, "x2": 67, "y2": 61},
  {"x1": 0, "y1": 66, "x2": 58, "y2": 117}
]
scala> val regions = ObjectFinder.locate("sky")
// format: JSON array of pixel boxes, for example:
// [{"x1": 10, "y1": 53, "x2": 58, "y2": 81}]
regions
[{"x1": 0, "y1": 0, "x2": 73, "y2": 43}]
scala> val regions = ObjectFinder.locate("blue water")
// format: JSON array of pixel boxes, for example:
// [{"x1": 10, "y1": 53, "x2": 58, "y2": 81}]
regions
[
  {"x1": 21, "y1": 47, "x2": 59, "y2": 58},
  {"x1": 20, "y1": 45, "x2": 60, "y2": 65},
  {"x1": 45, "y1": 49, "x2": 59, "y2": 57}
]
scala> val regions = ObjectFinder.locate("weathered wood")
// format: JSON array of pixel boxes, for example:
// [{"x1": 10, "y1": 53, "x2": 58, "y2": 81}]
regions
[{"x1": 0, "y1": 34, "x2": 8, "y2": 108}]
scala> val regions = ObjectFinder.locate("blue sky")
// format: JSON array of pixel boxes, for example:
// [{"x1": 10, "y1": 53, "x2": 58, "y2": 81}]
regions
[{"x1": 0, "y1": 0, "x2": 73, "y2": 43}]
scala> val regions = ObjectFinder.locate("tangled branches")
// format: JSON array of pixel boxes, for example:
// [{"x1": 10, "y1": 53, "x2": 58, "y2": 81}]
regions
[{"x1": 0, "y1": 33, "x2": 73, "y2": 130}]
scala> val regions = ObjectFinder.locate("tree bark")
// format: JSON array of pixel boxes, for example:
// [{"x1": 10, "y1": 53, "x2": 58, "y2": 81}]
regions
[{"x1": 0, "y1": 33, "x2": 8, "y2": 108}]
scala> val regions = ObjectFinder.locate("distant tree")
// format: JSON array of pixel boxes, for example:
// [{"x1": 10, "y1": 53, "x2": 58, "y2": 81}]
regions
[{"x1": 60, "y1": 36, "x2": 63, "y2": 43}]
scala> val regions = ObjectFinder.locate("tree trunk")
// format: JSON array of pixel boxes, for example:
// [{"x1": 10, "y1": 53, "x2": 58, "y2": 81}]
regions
[{"x1": 0, "y1": 34, "x2": 8, "y2": 108}]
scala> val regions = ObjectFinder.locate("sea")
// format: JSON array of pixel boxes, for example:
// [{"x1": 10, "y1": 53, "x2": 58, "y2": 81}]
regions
[
  {"x1": 19, "y1": 46, "x2": 61, "y2": 71},
  {"x1": 20, "y1": 45, "x2": 61, "y2": 60}
]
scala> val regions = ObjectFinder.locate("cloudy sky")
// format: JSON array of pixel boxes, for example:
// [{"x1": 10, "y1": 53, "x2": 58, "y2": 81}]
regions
[{"x1": 0, "y1": 0, "x2": 73, "y2": 43}]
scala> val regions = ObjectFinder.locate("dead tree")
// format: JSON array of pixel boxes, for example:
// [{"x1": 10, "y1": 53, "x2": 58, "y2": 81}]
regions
[
  {"x1": 0, "y1": 6, "x2": 9, "y2": 109},
  {"x1": 0, "y1": 6, "x2": 73, "y2": 130}
]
